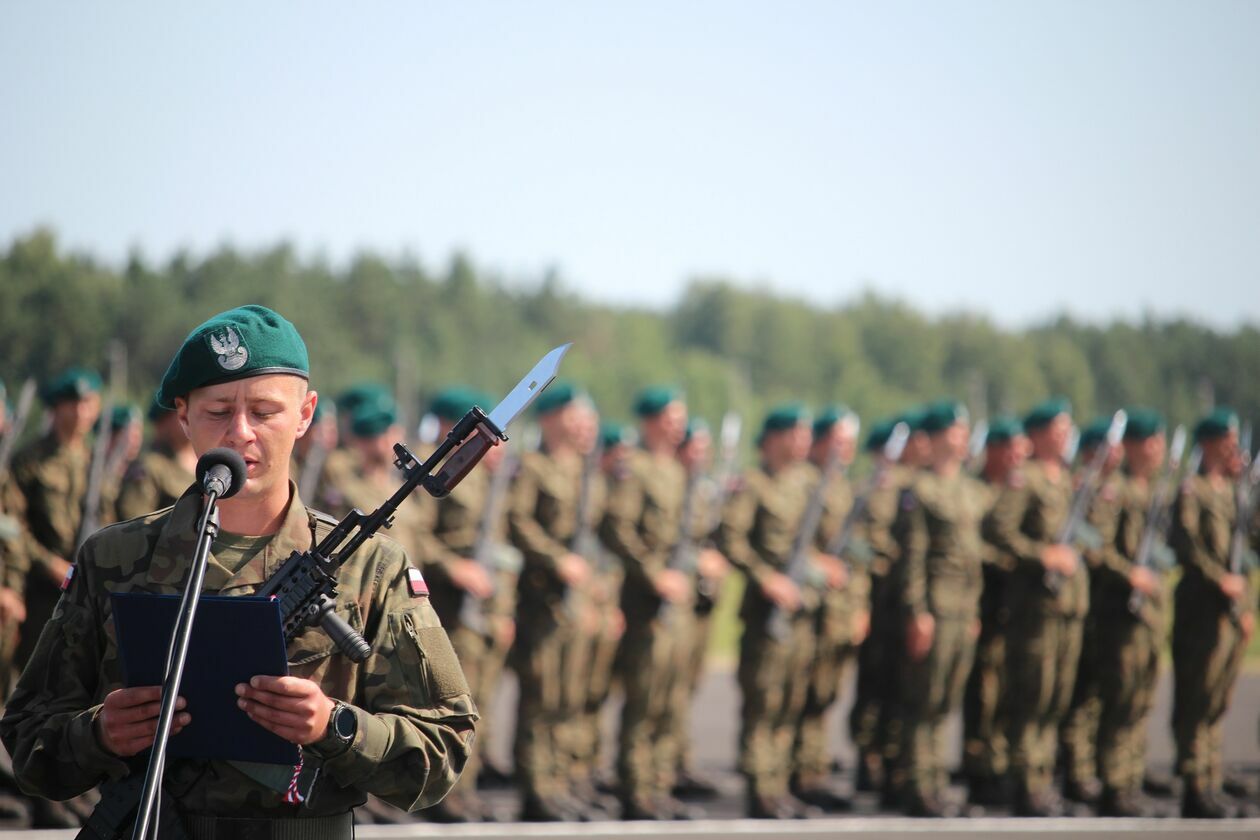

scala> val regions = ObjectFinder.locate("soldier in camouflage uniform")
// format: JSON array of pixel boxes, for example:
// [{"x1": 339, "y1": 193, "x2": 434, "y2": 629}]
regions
[
  {"x1": 0, "y1": 306, "x2": 476, "y2": 838},
  {"x1": 1169, "y1": 408, "x2": 1257, "y2": 818},
  {"x1": 9, "y1": 367, "x2": 102, "y2": 674},
  {"x1": 717, "y1": 403, "x2": 835, "y2": 819},
  {"x1": 508, "y1": 382, "x2": 605, "y2": 821},
  {"x1": 982, "y1": 398, "x2": 1088, "y2": 816},
  {"x1": 1092, "y1": 409, "x2": 1169, "y2": 816},
  {"x1": 115, "y1": 402, "x2": 197, "y2": 523},
  {"x1": 291, "y1": 399, "x2": 348, "y2": 517},
  {"x1": 790, "y1": 405, "x2": 868, "y2": 812},
  {"x1": 601, "y1": 386, "x2": 703, "y2": 820},
  {"x1": 962, "y1": 416, "x2": 1025, "y2": 806},
  {"x1": 410, "y1": 386, "x2": 519, "y2": 822},
  {"x1": 891, "y1": 401, "x2": 986, "y2": 816}
]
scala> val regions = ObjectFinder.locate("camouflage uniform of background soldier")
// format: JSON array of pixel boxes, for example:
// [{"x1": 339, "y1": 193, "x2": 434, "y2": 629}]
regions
[
  {"x1": 982, "y1": 398, "x2": 1089, "y2": 817},
  {"x1": 0, "y1": 306, "x2": 476, "y2": 837},
  {"x1": 717, "y1": 404, "x2": 828, "y2": 819},
  {"x1": 1092, "y1": 410, "x2": 1171, "y2": 816},
  {"x1": 790, "y1": 406, "x2": 869, "y2": 813},
  {"x1": 114, "y1": 402, "x2": 196, "y2": 523},
  {"x1": 9, "y1": 368, "x2": 102, "y2": 674},
  {"x1": 412, "y1": 387, "x2": 522, "y2": 823},
  {"x1": 601, "y1": 386, "x2": 702, "y2": 821},
  {"x1": 961, "y1": 416, "x2": 1025, "y2": 807},
  {"x1": 1058, "y1": 416, "x2": 1124, "y2": 807},
  {"x1": 892, "y1": 401, "x2": 986, "y2": 816},
  {"x1": 507, "y1": 382, "x2": 607, "y2": 822},
  {"x1": 1169, "y1": 407, "x2": 1257, "y2": 818}
]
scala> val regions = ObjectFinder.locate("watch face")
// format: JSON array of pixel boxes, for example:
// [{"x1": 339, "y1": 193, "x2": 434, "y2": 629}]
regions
[{"x1": 334, "y1": 705, "x2": 356, "y2": 740}]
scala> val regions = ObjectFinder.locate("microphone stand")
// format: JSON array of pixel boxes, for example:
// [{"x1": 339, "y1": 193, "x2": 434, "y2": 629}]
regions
[{"x1": 131, "y1": 489, "x2": 223, "y2": 840}]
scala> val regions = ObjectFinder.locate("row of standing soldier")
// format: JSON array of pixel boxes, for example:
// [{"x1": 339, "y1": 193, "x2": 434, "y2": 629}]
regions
[{"x1": 1, "y1": 367, "x2": 1257, "y2": 824}]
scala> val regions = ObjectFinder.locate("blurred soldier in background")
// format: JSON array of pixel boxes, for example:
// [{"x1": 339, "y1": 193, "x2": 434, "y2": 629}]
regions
[
  {"x1": 983, "y1": 398, "x2": 1087, "y2": 816},
  {"x1": 962, "y1": 416, "x2": 1025, "y2": 807},
  {"x1": 1170, "y1": 408, "x2": 1256, "y2": 818},
  {"x1": 114, "y1": 401, "x2": 197, "y2": 522},
  {"x1": 893, "y1": 401, "x2": 985, "y2": 816}
]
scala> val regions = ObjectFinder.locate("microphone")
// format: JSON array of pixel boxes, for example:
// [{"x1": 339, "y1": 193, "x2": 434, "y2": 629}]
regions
[{"x1": 196, "y1": 448, "x2": 248, "y2": 499}]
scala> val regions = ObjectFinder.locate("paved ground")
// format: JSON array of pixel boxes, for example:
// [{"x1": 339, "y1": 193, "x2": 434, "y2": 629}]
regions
[{"x1": 3, "y1": 667, "x2": 1258, "y2": 834}]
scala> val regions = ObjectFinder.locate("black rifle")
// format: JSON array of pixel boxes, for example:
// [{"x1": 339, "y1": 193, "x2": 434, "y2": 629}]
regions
[
  {"x1": 1127, "y1": 426, "x2": 1189, "y2": 615},
  {"x1": 1045, "y1": 410, "x2": 1126, "y2": 594},
  {"x1": 457, "y1": 449, "x2": 520, "y2": 637}
]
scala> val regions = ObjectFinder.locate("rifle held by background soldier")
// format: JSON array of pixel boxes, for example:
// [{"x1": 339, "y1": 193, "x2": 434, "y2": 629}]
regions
[{"x1": 1127, "y1": 426, "x2": 1189, "y2": 615}]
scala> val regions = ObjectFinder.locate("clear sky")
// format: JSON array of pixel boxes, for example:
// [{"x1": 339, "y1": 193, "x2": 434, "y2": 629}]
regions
[{"x1": 3, "y1": 1, "x2": 1258, "y2": 327}]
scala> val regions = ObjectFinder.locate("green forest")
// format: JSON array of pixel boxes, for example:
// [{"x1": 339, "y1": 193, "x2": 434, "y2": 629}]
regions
[{"x1": 2, "y1": 228, "x2": 1257, "y2": 438}]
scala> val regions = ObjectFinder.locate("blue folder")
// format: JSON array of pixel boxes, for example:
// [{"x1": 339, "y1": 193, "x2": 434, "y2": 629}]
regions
[{"x1": 110, "y1": 592, "x2": 299, "y2": 766}]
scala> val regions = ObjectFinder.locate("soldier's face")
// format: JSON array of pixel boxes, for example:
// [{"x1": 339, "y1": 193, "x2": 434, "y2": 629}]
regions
[
  {"x1": 1031, "y1": 414, "x2": 1071, "y2": 460},
  {"x1": 679, "y1": 431, "x2": 711, "y2": 471},
  {"x1": 646, "y1": 401, "x2": 688, "y2": 449},
  {"x1": 178, "y1": 375, "x2": 315, "y2": 502},
  {"x1": 1123, "y1": 433, "x2": 1164, "y2": 476},
  {"x1": 51, "y1": 393, "x2": 101, "y2": 440}
]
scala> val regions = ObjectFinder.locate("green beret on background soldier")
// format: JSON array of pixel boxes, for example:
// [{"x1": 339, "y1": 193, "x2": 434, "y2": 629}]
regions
[
  {"x1": 0, "y1": 305, "x2": 476, "y2": 836},
  {"x1": 982, "y1": 397, "x2": 1087, "y2": 816},
  {"x1": 892, "y1": 400, "x2": 986, "y2": 816},
  {"x1": 1169, "y1": 407, "x2": 1257, "y2": 818}
]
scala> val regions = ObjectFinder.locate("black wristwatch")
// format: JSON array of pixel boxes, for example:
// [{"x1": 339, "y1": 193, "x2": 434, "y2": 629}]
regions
[{"x1": 327, "y1": 701, "x2": 357, "y2": 746}]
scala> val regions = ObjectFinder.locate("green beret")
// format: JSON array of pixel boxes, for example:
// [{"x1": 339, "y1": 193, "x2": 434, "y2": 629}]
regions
[
  {"x1": 601, "y1": 421, "x2": 635, "y2": 449},
  {"x1": 336, "y1": 382, "x2": 389, "y2": 415},
  {"x1": 350, "y1": 389, "x2": 398, "y2": 438},
  {"x1": 535, "y1": 380, "x2": 582, "y2": 416},
  {"x1": 1122, "y1": 408, "x2": 1165, "y2": 441},
  {"x1": 683, "y1": 417, "x2": 710, "y2": 444},
  {"x1": 430, "y1": 386, "x2": 478, "y2": 421},
  {"x1": 865, "y1": 418, "x2": 898, "y2": 452},
  {"x1": 898, "y1": 406, "x2": 928, "y2": 433},
  {"x1": 813, "y1": 404, "x2": 855, "y2": 438},
  {"x1": 633, "y1": 385, "x2": 682, "y2": 418},
  {"x1": 1024, "y1": 397, "x2": 1072, "y2": 431},
  {"x1": 759, "y1": 402, "x2": 809, "y2": 443},
  {"x1": 921, "y1": 399, "x2": 969, "y2": 434},
  {"x1": 1078, "y1": 416, "x2": 1113, "y2": 451},
  {"x1": 985, "y1": 416, "x2": 1023, "y2": 446},
  {"x1": 157, "y1": 305, "x2": 308, "y2": 409},
  {"x1": 111, "y1": 404, "x2": 141, "y2": 430},
  {"x1": 1194, "y1": 407, "x2": 1239, "y2": 443},
  {"x1": 43, "y1": 367, "x2": 102, "y2": 405}
]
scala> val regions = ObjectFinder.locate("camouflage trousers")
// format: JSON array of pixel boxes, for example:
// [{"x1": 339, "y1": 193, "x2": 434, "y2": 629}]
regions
[
  {"x1": 672, "y1": 607, "x2": 714, "y2": 774},
  {"x1": 513, "y1": 611, "x2": 588, "y2": 800},
  {"x1": 962, "y1": 620, "x2": 1008, "y2": 778},
  {"x1": 449, "y1": 620, "x2": 512, "y2": 796},
  {"x1": 848, "y1": 572, "x2": 901, "y2": 781},
  {"x1": 569, "y1": 596, "x2": 623, "y2": 786},
  {"x1": 738, "y1": 610, "x2": 818, "y2": 798},
  {"x1": 617, "y1": 606, "x2": 695, "y2": 801},
  {"x1": 901, "y1": 616, "x2": 976, "y2": 798},
  {"x1": 1172, "y1": 596, "x2": 1249, "y2": 791},
  {"x1": 792, "y1": 606, "x2": 857, "y2": 785},
  {"x1": 1096, "y1": 614, "x2": 1161, "y2": 793},
  {"x1": 1005, "y1": 609, "x2": 1083, "y2": 796},
  {"x1": 1059, "y1": 616, "x2": 1101, "y2": 788}
]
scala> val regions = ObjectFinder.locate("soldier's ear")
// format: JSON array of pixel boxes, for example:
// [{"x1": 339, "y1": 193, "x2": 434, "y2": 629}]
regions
[
  {"x1": 296, "y1": 389, "x2": 317, "y2": 439},
  {"x1": 175, "y1": 397, "x2": 191, "y2": 440}
]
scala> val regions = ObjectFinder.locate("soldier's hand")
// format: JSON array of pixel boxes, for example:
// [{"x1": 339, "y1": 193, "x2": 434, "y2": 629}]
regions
[
  {"x1": 236, "y1": 675, "x2": 336, "y2": 745},
  {"x1": 45, "y1": 556, "x2": 73, "y2": 586},
  {"x1": 1040, "y1": 544, "x2": 1078, "y2": 576},
  {"x1": 815, "y1": 553, "x2": 849, "y2": 590},
  {"x1": 1241, "y1": 611, "x2": 1255, "y2": 641},
  {"x1": 761, "y1": 572, "x2": 801, "y2": 611},
  {"x1": 496, "y1": 616, "x2": 516, "y2": 649},
  {"x1": 654, "y1": 568, "x2": 691, "y2": 603},
  {"x1": 1128, "y1": 566, "x2": 1159, "y2": 596},
  {"x1": 853, "y1": 609, "x2": 871, "y2": 645},
  {"x1": 906, "y1": 613, "x2": 935, "y2": 661},
  {"x1": 0, "y1": 587, "x2": 25, "y2": 624},
  {"x1": 449, "y1": 558, "x2": 495, "y2": 599},
  {"x1": 97, "y1": 686, "x2": 190, "y2": 757},
  {"x1": 557, "y1": 553, "x2": 591, "y2": 588},
  {"x1": 1219, "y1": 573, "x2": 1247, "y2": 602},
  {"x1": 697, "y1": 547, "x2": 729, "y2": 582}
]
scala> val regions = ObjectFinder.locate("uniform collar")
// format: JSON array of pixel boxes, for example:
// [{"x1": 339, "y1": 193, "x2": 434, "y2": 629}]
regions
[{"x1": 145, "y1": 480, "x2": 313, "y2": 595}]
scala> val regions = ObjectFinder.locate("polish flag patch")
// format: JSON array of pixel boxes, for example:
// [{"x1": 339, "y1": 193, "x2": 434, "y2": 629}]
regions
[
  {"x1": 60, "y1": 565, "x2": 76, "y2": 592},
  {"x1": 406, "y1": 567, "x2": 429, "y2": 598}
]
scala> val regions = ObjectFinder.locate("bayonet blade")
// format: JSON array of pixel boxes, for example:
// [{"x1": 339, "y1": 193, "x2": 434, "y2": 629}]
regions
[
  {"x1": 884, "y1": 422, "x2": 911, "y2": 462},
  {"x1": 487, "y1": 343, "x2": 571, "y2": 432}
]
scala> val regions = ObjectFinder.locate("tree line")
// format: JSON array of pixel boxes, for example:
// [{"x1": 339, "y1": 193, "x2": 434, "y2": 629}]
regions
[{"x1": 2, "y1": 228, "x2": 1256, "y2": 443}]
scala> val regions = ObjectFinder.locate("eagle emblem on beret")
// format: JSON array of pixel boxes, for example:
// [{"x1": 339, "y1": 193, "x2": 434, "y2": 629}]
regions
[{"x1": 208, "y1": 327, "x2": 248, "y2": 371}]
